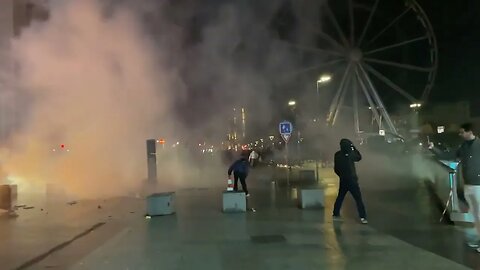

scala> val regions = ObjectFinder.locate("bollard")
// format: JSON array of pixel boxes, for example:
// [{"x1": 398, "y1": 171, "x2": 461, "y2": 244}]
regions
[
  {"x1": 222, "y1": 191, "x2": 246, "y2": 213},
  {"x1": 298, "y1": 188, "x2": 325, "y2": 209},
  {"x1": 146, "y1": 192, "x2": 175, "y2": 216}
]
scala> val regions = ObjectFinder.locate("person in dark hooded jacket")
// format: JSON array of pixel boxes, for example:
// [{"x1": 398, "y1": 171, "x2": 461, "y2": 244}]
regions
[
  {"x1": 333, "y1": 138, "x2": 368, "y2": 224},
  {"x1": 228, "y1": 156, "x2": 250, "y2": 196}
]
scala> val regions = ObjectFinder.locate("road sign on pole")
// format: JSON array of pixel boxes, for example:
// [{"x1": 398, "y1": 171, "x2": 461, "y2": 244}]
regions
[
  {"x1": 279, "y1": 121, "x2": 293, "y2": 143},
  {"x1": 279, "y1": 121, "x2": 293, "y2": 186}
]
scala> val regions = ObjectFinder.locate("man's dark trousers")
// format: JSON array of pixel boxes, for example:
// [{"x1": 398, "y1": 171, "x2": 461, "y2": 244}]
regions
[
  {"x1": 233, "y1": 172, "x2": 248, "y2": 194},
  {"x1": 333, "y1": 178, "x2": 367, "y2": 218}
]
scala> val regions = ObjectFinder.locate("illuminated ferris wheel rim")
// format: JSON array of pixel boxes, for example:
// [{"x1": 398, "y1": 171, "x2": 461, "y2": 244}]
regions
[{"x1": 277, "y1": 0, "x2": 438, "y2": 136}]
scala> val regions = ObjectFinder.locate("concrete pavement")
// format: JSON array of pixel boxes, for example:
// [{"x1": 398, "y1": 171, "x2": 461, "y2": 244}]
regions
[{"x1": 0, "y1": 166, "x2": 477, "y2": 269}]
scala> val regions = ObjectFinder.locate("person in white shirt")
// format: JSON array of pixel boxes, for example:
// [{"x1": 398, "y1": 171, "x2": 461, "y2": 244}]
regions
[{"x1": 249, "y1": 150, "x2": 259, "y2": 166}]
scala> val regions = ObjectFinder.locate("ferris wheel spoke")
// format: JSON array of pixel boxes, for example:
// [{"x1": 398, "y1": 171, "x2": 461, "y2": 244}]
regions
[
  {"x1": 352, "y1": 70, "x2": 360, "y2": 133},
  {"x1": 348, "y1": 0, "x2": 355, "y2": 45},
  {"x1": 327, "y1": 63, "x2": 352, "y2": 124},
  {"x1": 277, "y1": 40, "x2": 345, "y2": 57},
  {"x1": 275, "y1": 18, "x2": 345, "y2": 50},
  {"x1": 317, "y1": 31, "x2": 346, "y2": 51},
  {"x1": 363, "y1": 63, "x2": 417, "y2": 102},
  {"x1": 364, "y1": 57, "x2": 434, "y2": 72},
  {"x1": 366, "y1": 7, "x2": 411, "y2": 46},
  {"x1": 292, "y1": 17, "x2": 346, "y2": 50},
  {"x1": 332, "y1": 72, "x2": 352, "y2": 125},
  {"x1": 357, "y1": 0, "x2": 379, "y2": 47},
  {"x1": 309, "y1": 30, "x2": 345, "y2": 51},
  {"x1": 357, "y1": 64, "x2": 398, "y2": 135},
  {"x1": 282, "y1": 59, "x2": 344, "y2": 79},
  {"x1": 355, "y1": 66, "x2": 381, "y2": 128},
  {"x1": 325, "y1": 3, "x2": 349, "y2": 46},
  {"x1": 365, "y1": 35, "x2": 429, "y2": 55}
]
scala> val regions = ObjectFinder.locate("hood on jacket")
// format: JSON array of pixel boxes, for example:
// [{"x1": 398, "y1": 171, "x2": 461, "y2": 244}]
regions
[{"x1": 340, "y1": 138, "x2": 353, "y2": 152}]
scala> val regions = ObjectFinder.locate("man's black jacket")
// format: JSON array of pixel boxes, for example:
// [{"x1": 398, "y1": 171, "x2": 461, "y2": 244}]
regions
[{"x1": 334, "y1": 139, "x2": 362, "y2": 180}]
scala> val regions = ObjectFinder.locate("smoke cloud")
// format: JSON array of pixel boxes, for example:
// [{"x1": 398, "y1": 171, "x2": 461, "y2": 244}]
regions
[
  {"x1": 0, "y1": 0, "x2": 316, "y2": 198},
  {"x1": 3, "y1": 0, "x2": 181, "y2": 198},
  {"x1": 0, "y1": 0, "x2": 447, "y2": 201}
]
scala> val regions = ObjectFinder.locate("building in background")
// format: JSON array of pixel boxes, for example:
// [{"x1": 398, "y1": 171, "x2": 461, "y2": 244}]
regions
[{"x1": 227, "y1": 107, "x2": 247, "y2": 149}]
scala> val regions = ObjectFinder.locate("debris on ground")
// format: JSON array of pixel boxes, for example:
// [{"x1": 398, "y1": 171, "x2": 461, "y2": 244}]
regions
[
  {"x1": 67, "y1": 201, "x2": 78, "y2": 205},
  {"x1": 24, "y1": 206, "x2": 34, "y2": 210},
  {"x1": 97, "y1": 205, "x2": 102, "y2": 209}
]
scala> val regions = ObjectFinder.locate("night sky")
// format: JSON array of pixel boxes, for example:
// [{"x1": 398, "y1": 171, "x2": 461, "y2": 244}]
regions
[
  {"x1": 166, "y1": 0, "x2": 480, "y2": 101},
  {"x1": 154, "y1": 0, "x2": 480, "y2": 139},
  {"x1": 419, "y1": 0, "x2": 480, "y2": 103}
]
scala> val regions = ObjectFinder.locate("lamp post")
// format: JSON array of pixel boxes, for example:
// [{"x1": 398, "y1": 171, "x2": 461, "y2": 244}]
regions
[
  {"x1": 409, "y1": 103, "x2": 422, "y2": 138},
  {"x1": 316, "y1": 74, "x2": 332, "y2": 121},
  {"x1": 287, "y1": 100, "x2": 302, "y2": 162}
]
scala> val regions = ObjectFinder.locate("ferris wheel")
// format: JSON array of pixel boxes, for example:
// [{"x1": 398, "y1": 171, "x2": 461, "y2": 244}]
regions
[{"x1": 273, "y1": 0, "x2": 438, "y2": 138}]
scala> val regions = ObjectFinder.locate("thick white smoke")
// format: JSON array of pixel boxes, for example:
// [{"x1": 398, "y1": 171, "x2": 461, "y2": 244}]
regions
[
  {"x1": 4, "y1": 0, "x2": 179, "y2": 198},
  {"x1": 0, "y1": 0, "x2": 443, "y2": 201}
]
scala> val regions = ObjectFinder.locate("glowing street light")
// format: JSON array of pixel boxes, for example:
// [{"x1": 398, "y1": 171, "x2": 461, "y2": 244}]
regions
[
  {"x1": 288, "y1": 100, "x2": 296, "y2": 106},
  {"x1": 317, "y1": 74, "x2": 332, "y2": 84},
  {"x1": 410, "y1": 103, "x2": 422, "y2": 109},
  {"x1": 315, "y1": 74, "x2": 332, "y2": 121}
]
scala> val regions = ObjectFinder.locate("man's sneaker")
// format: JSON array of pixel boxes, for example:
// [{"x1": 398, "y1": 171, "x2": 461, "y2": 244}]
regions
[
  {"x1": 468, "y1": 242, "x2": 480, "y2": 248},
  {"x1": 332, "y1": 215, "x2": 342, "y2": 221},
  {"x1": 360, "y1": 218, "x2": 368, "y2": 224}
]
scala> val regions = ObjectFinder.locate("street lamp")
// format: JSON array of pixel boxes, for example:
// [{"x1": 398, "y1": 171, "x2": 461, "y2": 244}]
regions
[
  {"x1": 316, "y1": 74, "x2": 332, "y2": 121},
  {"x1": 317, "y1": 74, "x2": 332, "y2": 84},
  {"x1": 288, "y1": 100, "x2": 296, "y2": 106},
  {"x1": 409, "y1": 103, "x2": 422, "y2": 109},
  {"x1": 409, "y1": 103, "x2": 422, "y2": 139}
]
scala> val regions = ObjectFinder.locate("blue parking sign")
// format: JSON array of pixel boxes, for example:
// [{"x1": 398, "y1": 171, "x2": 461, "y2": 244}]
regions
[{"x1": 279, "y1": 121, "x2": 293, "y2": 143}]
